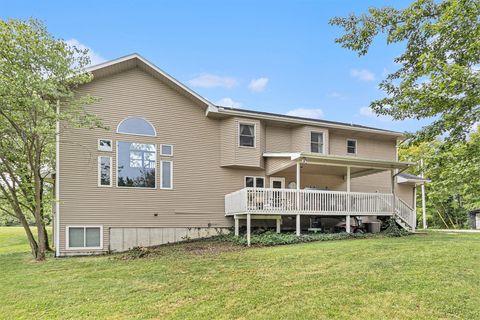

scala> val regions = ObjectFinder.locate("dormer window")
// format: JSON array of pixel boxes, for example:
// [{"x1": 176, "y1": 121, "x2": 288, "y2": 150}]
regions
[
  {"x1": 347, "y1": 139, "x2": 357, "y2": 155},
  {"x1": 239, "y1": 123, "x2": 255, "y2": 147},
  {"x1": 310, "y1": 132, "x2": 324, "y2": 153}
]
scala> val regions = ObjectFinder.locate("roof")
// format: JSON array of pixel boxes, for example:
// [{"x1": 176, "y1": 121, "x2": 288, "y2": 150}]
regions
[
  {"x1": 264, "y1": 152, "x2": 414, "y2": 170},
  {"x1": 397, "y1": 171, "x2": 430, "y2": 184},
  {"x1": 217, "y1": 106, "x2": 403, "y2": 136},
  {"x1": 86, "y1": 54, "x2": 404, "y2": 138}
]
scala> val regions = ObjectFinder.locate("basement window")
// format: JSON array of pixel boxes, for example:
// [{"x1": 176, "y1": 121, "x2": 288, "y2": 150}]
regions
[{"x1": 67, "y1": 226, "x2": 102, "y2": 249}]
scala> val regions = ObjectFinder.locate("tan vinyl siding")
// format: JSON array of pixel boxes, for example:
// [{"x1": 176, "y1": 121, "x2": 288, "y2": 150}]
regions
[
  {"x1": 396, "y1": 183, "x2": 415, "y2": 208},
  {"x1": 265, "y1": 125, "x2": 291, "y2": 152},
  {"x1": 329, "y1": 132, "x2": 396, "y2": 160},
  {"x1": 59, "y1": 67, "x2": 265, "y2": 253},
  {"x1": 291, "y1": 126, "x2": 329, "y2": 153}
]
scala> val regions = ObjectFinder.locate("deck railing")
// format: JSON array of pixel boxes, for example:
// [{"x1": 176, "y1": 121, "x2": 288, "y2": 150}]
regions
[{"x1": 225, "y1": 188, "x2": 396, "y2": 215}]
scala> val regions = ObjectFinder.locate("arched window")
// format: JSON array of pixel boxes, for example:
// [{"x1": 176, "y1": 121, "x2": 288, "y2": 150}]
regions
[{"x1": 117, "y1": 117, "x2": 156, "y2": 136}]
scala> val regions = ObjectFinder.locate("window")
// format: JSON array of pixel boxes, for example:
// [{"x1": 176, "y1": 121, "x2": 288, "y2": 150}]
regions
[
  {"x1": 160, "y1": 144, "x2": 173, "y2": 156},
  {"x1": 98, "y1": 156, "x2": 112, "y2": 187},
  {"x1": 347, "y1": 139, "x2": 357, "y2": 155},
  {"x1": 310, "y1": 132, "x2": 324, "y2": 153},
  {"x1": 117, "y1": 117, "x2": 156, "y2": 136},
  {"x1": 98, "y1": 139, "x2": 112, "y2": 152},
  {"x1": 245, "y1": 176, "x2": 264, "y2": 188},
  {"x1": 239, "y1": 123, "x2": 255, "y2": 147},
  {"x1": 117, "y1": 141, "x2": 156, "y2": 188},
  {"x1": 161, "y1": 160, "x2": 173, "y2": 189},
  {"x1": 67, "y1": 226, "x2": 102, "y2": 249}
]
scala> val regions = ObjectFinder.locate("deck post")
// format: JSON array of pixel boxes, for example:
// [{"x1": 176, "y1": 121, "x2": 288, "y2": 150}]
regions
[
  {"x1": 296, "y1": 214, "x2": 301, "y2": 236},
  {"x1": 346, "y1": 166, "x2": 351, "y2": 212},
  {"x1": 391, "y1": 169, "x2": 396, "y2": 214},
  {"x1": 246, "y1": 213, "x2": 251, "y2": 246},
  {"x1": 234, "y1": 217, "x2": 239, "y2": 237},
  {"x1": 346, "y1": 215, "x2": 351, "y2": 233},
  {"x1": 276, "y1": 218, "x2": 281, "y2": 233}
]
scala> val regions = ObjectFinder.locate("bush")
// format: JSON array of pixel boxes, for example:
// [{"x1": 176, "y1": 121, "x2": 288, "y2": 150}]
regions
[
  {"x1": 382, "y1": 218, "x2": 410, "y2": 237},
  {"x1": 215, "y1": 231, "x2": 372, "y2": 246}
]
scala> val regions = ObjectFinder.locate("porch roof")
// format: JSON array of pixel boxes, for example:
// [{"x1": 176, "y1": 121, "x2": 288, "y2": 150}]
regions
[{"x1": 263, "y1": 152, "x2": 415, "y2": 177}]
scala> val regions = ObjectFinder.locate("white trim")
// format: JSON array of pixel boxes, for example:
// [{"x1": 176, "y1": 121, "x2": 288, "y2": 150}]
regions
[
  {"x1": 55, "y1": 103, "x2": 60, "y2": 257},
  {"x1": 66, "y1": 225, "x2": 103, "y2": 250},
  {"x1": 86, "y1": 53, "x2": 215, "y2": 110},
  {"x1": 346, "y1": 138, "x2": 357, "y2": 155},
  {"x1": 116, "y1": 116, "x2": 157, "y2": 137},
  {"x1": 214, "y1": 107, "x2": 403, "y2": 138},
  {"x1": 238, "y1": 122, "x2": 256, "y2": 148},
  {"x1": 244, "y1": 176, "x2": 265, "y2": 188},
  {"x1": 269, "y1": 177, "x2": 285, "y2": 189},
  {"x1": 310, "y1": 131, "x2": 325, "y2": 154},
  {"x1": 98, "y1": 156, "x2": 112, "y2": 187},
  {"x1": 160, "y1": 144, "x2": 174, "y2": 157},
  {"x1": 116, "y1": 141, "x2": 157, "y2": 189},
  {"x1": 98, "y1": 138, "x2": 113, "y2": 152},
  {"x1": 160, "y1": 160, "x2": 173, "y2": 190}
]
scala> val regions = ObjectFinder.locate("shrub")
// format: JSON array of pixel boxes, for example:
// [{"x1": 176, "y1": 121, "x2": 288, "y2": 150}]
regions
[
  {"x1": 215, "y1": 231, "x2": 372, "y2": 246},
  {"x1": 382, "y1": 218, "x2": 410, "y2": 237}
]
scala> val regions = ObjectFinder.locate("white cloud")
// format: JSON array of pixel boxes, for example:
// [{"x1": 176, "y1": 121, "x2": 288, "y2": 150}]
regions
[
  {"x1": 328, "y1": 91, "x2": 347, "y2": 100},
  {"x1": 359, "y1": 106, "x2": 391, "y2": 121},
  {"x1": 248, "y1": 77, "x2": 269, "y2": 92},
  {"x1": 216, "y1": 97, "x2": 242, "y2": 108},
  {"x1": 65, "y1": 39, "x2": 106, "y2": 66},
  {"x1": 188, "y1": 74, "x2": 238, "y2": 88},
  {"x1": 286, "y1": 108, "x2": 324, "y2": 119},
  {"x1": 351, "y1": 68, "x2": 375, "y2": 81}
]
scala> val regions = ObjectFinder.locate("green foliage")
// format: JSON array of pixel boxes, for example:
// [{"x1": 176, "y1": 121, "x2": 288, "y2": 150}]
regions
[
  {"x1": 330, "y1": 0, "x2": 480, "y2": 143},
  {"x1": 0, "y1": 18, "x2": 101, "y2": 259},
  {"x1": 383, "y1": 218, "x2": 410, "y2": 237},
  {"x1": 399, "y1": 129, "x2": 480, "y2": 228},
  {"x1": 216, "y1": 231, "x2": 371, "y2": 246}
]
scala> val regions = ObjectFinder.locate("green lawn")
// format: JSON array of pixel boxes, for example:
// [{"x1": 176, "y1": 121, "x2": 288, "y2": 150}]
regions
[{"x1": 1, "y1": 227, "x2": 479, "y2": 319}]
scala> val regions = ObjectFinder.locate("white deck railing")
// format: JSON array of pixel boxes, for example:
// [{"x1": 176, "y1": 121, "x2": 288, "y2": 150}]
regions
[
  {"x1": 225, "y1": 187, "x2": 415, "y2": 230},
  {"x1": 225, "y1": 188, "x2": 395, "y2": 215}
]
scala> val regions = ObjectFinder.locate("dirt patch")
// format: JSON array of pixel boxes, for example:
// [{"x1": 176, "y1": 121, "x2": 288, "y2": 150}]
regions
[{"x1": 115, "y1": 239, "x2": 244, "y2": 260}]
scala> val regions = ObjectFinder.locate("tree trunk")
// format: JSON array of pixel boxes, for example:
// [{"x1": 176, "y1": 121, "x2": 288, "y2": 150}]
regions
[{"x1": 17, "y1": 213, "x2": 39, "y2": 259}]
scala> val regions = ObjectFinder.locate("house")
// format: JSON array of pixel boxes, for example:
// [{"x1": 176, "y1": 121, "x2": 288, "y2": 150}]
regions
[
  {"x1": 469, "y1": 209, "x2": 480, "y2": 229},
  {"x1": 54, "y1": 53, "x2": 420, "y2": 256}
]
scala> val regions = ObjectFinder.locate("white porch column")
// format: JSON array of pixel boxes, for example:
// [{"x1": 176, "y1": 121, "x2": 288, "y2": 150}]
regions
[
  {"x1": 296, "y1": 214, "x2": 301, "y2": 236},
  {"x1": 346, "y1": 166, "x2": 351, "y2": 192},
  {"x1": 346, "y1": 166, "x2": 351, "y2": 213},
  {"x1": 346, "y1": 215, "x2": 351, "y2": 233},
  {"x1": 234, "y1": 217, "x2": 239, "y2": 237},
  {"x1": 296, "y1": 161, "x2": 301, "y2": 190},
  {"x1": 276, "y1": 218, "x2": 281, "y2": 233},
  {"x1": 246, "y1": 213, "x2": 251, "y2": 246},
  {"x1": 391, "y1": 169, "x2": 396, "y2": 213}
]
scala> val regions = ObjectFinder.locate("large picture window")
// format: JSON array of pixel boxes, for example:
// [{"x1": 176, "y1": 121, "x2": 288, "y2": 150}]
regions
[
  {"x1": 310, "y1": 132, "x2": 324, "y2": 153},
  {"x1": 117, "y1": 141, "x2": 156, "y2": 188}
]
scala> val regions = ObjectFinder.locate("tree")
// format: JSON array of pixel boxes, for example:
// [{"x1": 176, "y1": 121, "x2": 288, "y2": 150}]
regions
[
  {"x1": 0, "y1": 18, "x2": 102, "y2": 260},
  {"x1": 399, "y1": 128, "x2": 480, "y2": 228},
  {"x1": 330, "y1": 0, "x2": 480, "y2": 143}
]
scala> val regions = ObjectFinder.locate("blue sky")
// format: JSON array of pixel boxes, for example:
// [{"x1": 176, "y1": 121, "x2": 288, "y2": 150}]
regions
[{"x1": 2, "y1": 0, "x2": 431, "y2": 133}]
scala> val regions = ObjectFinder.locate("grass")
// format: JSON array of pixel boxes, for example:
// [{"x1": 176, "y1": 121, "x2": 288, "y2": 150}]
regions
[{"x1": 0, "y1": 227, "x2": 479, "y2": 319}]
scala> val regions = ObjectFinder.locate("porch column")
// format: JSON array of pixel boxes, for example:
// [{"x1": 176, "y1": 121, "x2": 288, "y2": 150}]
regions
[
  {"x1": 276, "y1": 218, "x2": 281, "y2": 233},
  {"x1": 296, "y1": 161, "x2": 301, "y2": 236},
  {"x1": 246, "y1": 213, "x2": 251, "y2": 246},
  {"x1": 234, "y1": 217, "x2": 239, "y2": 237},
  {"x1": 346, "y1": 166, "x2": 351, "y2": 213},
  {"x1": 346, "y1": 215, "x2": 351, "y2": 233},
  {"x1": 391, "y1": 169, "x2": 396, "y2": 214},
  {"x1": 296, "y1": 214, "x2": 301, "y2": 236}
]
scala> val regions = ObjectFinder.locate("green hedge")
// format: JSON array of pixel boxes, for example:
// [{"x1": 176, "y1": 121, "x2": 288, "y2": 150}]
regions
[{"x1": 215, "y1": 231, "x2": 373, "y2": 246}]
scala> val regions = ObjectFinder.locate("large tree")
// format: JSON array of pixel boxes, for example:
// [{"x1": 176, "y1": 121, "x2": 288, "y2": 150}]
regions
[
  {"x1": 330, "y1": 0, "x2": 480, "y2": 143},
  {"x1": 399, "y1": 128, "x2": 480, "y2": 228},
  {"x1": 0, "y1": 18, "x2": 101, "y2": 260}
]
